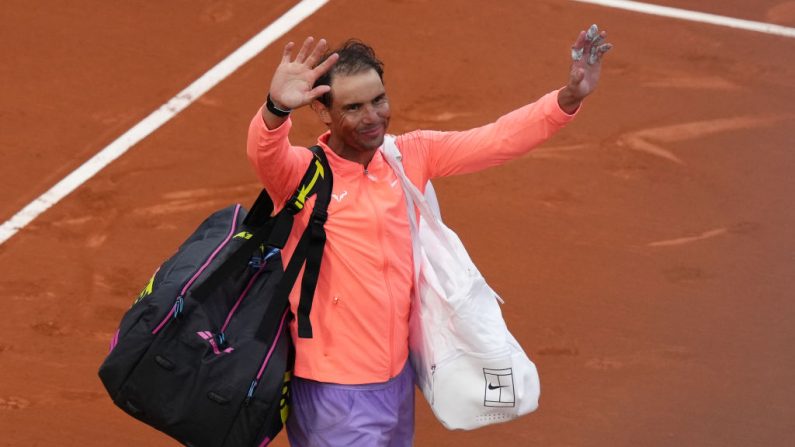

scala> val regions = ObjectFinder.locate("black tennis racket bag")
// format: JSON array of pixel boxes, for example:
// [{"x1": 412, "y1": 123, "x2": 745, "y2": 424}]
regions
[{"x1": 98, "y1": 147, "x2": 332, "y2": 446}]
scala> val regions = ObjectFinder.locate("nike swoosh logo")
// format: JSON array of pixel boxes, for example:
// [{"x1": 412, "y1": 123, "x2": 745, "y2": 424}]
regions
[{"x1": 488, "y1": 384, "x2": 508, "y2": 390}]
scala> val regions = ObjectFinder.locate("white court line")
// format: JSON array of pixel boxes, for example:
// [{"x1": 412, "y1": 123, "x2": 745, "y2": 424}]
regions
[
  {"x1": 571, "y1": 0, "x2": 795, "y2": 38},
  {"x1": 0, "y1": 0, "x2": 328, "y2": 246}
]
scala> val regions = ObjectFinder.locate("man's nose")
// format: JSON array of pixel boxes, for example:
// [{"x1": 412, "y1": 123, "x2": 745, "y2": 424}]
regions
[{"x1": 361, "y1": 104, "x2": 379, "y2": 123}]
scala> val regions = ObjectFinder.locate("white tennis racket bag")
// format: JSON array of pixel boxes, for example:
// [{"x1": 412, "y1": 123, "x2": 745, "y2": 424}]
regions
[{"x1": 382, "y1": 136, "x2": 540, "y2": 430}]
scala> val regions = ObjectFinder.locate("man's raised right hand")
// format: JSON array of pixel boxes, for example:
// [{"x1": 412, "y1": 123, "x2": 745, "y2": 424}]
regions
[{"x1": 268, "y1": 37, "x2": 339, "y2": 111}]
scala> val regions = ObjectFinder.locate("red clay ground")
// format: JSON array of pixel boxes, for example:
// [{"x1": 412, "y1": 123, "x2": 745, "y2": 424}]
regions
[{"x1": 1, "y1": 1, "x2": 794, "y2": 446}]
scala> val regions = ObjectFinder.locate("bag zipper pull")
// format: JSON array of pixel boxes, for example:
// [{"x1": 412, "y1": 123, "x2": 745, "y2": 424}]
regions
[
  {"x1": 248, "y1": 256, "x2": 264, "y2": 269},
  {"x1": 249, "y1": 248, "x2": 279, "y2": 269},
  {"x1": 172, "y1": 295, "x2": 185, "y2": 319},
  {"x1": 215, "y1": 332, "x2": 229, "y2": 350},
  {"x1": 244, "y1": 379, "x2": 259, "y2": 405}
]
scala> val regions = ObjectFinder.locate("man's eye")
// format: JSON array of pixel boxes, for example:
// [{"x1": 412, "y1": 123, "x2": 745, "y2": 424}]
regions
[{"x1": 346, "y1": 104, "x2": 360, "y2": 111}]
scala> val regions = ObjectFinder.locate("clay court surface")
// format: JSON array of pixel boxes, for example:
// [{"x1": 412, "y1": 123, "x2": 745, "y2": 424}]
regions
[{"x1": 2, "y1": 0, "x2": 794, "y2": 445}]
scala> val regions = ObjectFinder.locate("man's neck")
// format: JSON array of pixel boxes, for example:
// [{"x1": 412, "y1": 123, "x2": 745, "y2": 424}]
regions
[{"x1": 326, "y1": 134, "x2": 378, "y2": 167}]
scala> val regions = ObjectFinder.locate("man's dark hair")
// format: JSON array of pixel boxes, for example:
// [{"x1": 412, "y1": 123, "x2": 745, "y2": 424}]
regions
[{"x1": 314, "y1": 40, "x2": 384, "y2": 107}]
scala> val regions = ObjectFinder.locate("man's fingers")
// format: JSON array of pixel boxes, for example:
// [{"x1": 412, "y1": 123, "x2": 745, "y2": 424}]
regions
[
  {"x1": 572, "y1": 25, "x2": 611, "y2": 64},
  {"x1": 281, "y1": 41, "x2": 295, "y2": 64},
  {"x1": 591, "y1": 33, "x2": 605, "y2": 49},
  {"x1": 585, "y1": 24, "x2": 599, "y2": 42},
  {"x1": 588, "y1": 42, "x2": 613, "y2": 65},
  {"x1": 571, "y1": 30, "x2": 586, "y2": 62},
  {"x1": 588, "y1": 45, "x2": 600, "y2": 65},
  {"x1": 312, "y1": 52, "x2": 339, "y2": 77},
  {"x1": 305, "y1": 38, "x2": 328, "y2": 68},
  {"x1": 596, "y1": 43, "x2": 613, "y2": 61},
  {"x1": 571, "y1": 30, "x2": 586, "y2": 50},
  {"x1": 295, "y1": 36, "x2": 315, "y2": 63},
  {"x1": 306, "y1": 84, "x2": 332, "y2": 101}
]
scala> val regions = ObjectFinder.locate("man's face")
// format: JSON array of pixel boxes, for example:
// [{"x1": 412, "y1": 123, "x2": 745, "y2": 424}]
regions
[{"x1": 321, "y1": 69, "x2": 391, "y2": 160}]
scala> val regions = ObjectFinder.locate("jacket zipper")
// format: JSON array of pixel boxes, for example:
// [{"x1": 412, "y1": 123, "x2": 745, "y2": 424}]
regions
[{"x1": 362, "y1": 169, "x2": 396, "y2": 377}]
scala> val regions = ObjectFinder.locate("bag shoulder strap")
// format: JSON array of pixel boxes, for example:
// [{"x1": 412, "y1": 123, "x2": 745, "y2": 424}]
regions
[
  {"x1": 274, "y1": 146, "x2": 333, "y2": 338},
  {"x1": 192, "y1": 146, "x2": 331, "y2": 313},
  {"x1": 381, "y1": 135, "x2": 442, "y2": 219}
]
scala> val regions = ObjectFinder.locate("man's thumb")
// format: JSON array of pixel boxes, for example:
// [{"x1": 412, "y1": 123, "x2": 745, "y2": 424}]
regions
[{"x1": 570, "y1": 67, "x2": 585, "y2": 86}]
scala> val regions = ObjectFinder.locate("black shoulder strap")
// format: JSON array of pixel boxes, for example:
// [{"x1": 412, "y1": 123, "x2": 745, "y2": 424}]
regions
[
  {"x1": 274, "y1": 146, "x2": 332, "y2": 338},
  {"x1": 262, "y1": 146, "x2": 331, "y2": 250}
]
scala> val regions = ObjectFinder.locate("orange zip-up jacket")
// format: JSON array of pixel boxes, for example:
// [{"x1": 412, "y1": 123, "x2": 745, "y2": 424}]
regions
[{"x1": 247, "y1": 89, "x2": 576, "y2": 384}]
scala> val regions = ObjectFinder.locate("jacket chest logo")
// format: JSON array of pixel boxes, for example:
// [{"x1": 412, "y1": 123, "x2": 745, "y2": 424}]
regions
[{"x1": 332, "y1": 191, "x2": 348, "y2": 202}]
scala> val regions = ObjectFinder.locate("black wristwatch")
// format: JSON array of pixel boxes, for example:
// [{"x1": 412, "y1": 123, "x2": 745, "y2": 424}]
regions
[{"x1": 266, "y1": 94, "x2": 292, "y2": 117}]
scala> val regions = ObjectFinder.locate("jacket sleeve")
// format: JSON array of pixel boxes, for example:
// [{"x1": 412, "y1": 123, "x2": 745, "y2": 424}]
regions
[
  {"x1": 246, "y1": 108, "x2": 314, "y2": 212},
  {"x1": 397, "y1": 89, "x2": 578, "y2": 183}
]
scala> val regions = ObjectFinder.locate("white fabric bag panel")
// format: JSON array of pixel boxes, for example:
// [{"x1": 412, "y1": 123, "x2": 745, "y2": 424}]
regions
[{"x1": 381, "y1": 136, "x2": 540, "y2": 430}]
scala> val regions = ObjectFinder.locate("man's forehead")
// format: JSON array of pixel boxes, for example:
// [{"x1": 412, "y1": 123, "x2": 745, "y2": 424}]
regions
[{"x1": 330, "y1": 69, "x2": 385, "y2": 104}]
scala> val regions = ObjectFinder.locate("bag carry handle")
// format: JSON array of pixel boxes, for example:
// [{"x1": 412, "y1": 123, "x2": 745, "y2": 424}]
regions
[{"x1": 243, "y1": 189, "x2": 274, "y2": 228}]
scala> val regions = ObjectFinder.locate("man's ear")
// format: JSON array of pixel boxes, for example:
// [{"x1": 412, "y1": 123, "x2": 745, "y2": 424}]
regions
[{"x1": 311, "y1": 100, "x2": 332, "y2": 125}]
